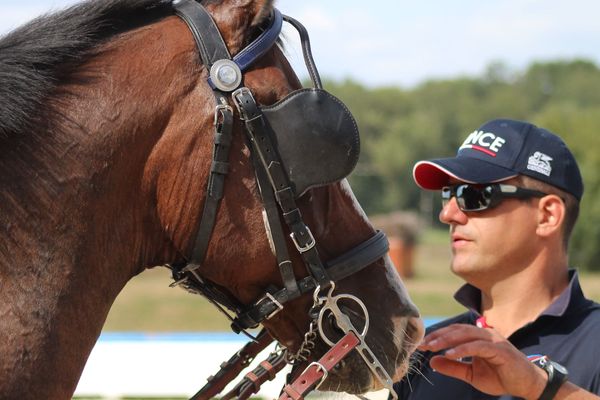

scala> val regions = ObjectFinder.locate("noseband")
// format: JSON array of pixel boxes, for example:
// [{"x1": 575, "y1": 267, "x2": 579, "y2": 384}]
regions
[{"x1": 168, "y1": 1, "x2": 397, "y2": 399}]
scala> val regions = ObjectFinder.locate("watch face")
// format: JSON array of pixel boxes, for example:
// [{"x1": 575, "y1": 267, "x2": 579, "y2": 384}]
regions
[{"x1": 551, "y1": 361, "x2": 569, "y2": 375}]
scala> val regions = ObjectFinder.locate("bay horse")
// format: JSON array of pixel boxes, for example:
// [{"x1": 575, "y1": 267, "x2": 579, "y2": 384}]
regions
[{"x1": 0, "y1": 0, "x2": 424, "y2": 399}]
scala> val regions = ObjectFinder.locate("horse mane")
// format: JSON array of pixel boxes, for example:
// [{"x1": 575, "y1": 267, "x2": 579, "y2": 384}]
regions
[{"x1": 0, "y1": 0, "x2": 175, "y2": 138}]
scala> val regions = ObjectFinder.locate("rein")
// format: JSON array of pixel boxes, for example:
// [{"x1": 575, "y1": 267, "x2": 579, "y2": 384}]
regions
[{"x1": 168, "y1": 1, "x2": 396, "y2": 399}]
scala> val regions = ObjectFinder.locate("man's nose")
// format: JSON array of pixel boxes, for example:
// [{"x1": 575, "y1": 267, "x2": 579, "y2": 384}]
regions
[{"x1": 439, "y1": 196, "x2": 468, "y2": 225}]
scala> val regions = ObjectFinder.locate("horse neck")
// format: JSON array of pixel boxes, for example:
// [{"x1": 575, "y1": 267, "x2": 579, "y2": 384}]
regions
[
  {"x1": 0, "y1": 108, "x2": 156, "y2": 398},
  {"x1": 0, "y1": 17, "x2": 203, "y2": 398}
]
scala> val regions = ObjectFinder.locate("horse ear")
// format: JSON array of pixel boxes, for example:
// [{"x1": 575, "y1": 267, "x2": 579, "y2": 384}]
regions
[
  {"x1": 237, "y1": 0, "x2": 275, "y2": 27},
  {"x1": 207, "y1": 0, "x2": 275, "y2": 54}
]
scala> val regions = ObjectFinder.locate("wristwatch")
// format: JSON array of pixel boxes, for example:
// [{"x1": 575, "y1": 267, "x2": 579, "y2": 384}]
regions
[{"x1": 532, "y1": 356, "x2": 568, "y2": 400}]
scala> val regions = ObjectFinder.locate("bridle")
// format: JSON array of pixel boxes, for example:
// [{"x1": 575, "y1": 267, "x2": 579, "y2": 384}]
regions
[{"x1": 167, "y1": 1, "x2": 398, "y2": 399}]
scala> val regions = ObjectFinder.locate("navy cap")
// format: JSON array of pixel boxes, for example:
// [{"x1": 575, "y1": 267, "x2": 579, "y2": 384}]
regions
[{"x1": 413, "y1": 119, "x2": 584, "y2": 200}]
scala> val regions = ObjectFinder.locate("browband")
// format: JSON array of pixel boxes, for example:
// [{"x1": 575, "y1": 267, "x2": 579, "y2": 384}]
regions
[
  {"x1": 233, "y1": 9, "x2": 283, "y2": 72},
  {"x1": 174, "y1": 1, "x2": 283, "y2": 90}
]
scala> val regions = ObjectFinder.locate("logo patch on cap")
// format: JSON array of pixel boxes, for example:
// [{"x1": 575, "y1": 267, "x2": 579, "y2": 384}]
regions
[
  {"x1": 459, "y1": 130, "x2": 506, "y2": 157},
  {"x1": 527, "y1": 151, "x2": 553, "y2": 176}
]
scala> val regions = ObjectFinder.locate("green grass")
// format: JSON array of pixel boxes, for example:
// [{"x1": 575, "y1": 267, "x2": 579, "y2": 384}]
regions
[
  {"x1": 103, "y1": 266, "x2": 228, "y2": 331},
  {"x1": 403, "y1": 227, "x2": 465, "y2": 316},
  {"x1": 102, "y1": 228, "x2": 600, "y2": 332}
]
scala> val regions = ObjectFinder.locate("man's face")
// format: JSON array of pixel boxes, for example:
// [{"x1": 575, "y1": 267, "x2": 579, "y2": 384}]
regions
[{"x1": 438, "y1": 179, "x2": 541, "y2": 287}]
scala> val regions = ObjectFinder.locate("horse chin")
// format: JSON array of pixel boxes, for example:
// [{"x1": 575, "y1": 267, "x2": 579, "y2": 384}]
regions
[
  {"x1": 318, "y1": 351, "x2": 374, "y2": 393},
  {"x1": 317, "y1": 350, "x2": 399, "y2": 394},
  {"x1": 317, "y1": 348, "x2": 405, "y2": 395}
]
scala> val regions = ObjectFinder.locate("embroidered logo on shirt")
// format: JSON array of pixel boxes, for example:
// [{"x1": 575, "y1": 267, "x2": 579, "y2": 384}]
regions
[{"x1": 527, "y1": 151, "x2": 553, "y2": 176}]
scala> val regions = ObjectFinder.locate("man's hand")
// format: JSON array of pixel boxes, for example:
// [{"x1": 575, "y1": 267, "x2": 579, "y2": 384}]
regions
[{"x1": 419, "y1": 323, "x2": 548, "y2": 399}]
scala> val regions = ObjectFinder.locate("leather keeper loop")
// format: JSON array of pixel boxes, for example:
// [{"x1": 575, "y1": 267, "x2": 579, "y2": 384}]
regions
[{"x1": 211, "y1": 160, "x2": 229, "y2": 174}]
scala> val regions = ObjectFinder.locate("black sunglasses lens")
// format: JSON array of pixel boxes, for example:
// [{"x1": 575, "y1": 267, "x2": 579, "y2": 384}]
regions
[{"x1": 456, "y1": 185, "x2": 493, "y2": 211}]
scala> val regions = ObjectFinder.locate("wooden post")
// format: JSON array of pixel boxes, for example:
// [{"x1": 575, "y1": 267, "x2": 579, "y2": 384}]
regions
[{"x1": 388, "y1": 236, "x2": 415, "y2": 279}]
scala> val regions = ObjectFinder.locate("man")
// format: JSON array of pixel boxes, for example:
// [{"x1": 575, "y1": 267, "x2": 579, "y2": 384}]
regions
[{"x1": 393, "y1": 119, "x2": 600, "y2": 399}]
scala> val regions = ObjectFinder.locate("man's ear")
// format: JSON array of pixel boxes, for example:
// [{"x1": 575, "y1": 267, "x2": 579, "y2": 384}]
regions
[{"x1": 536, "y1": 195, "x2": 565, "y2": 239}]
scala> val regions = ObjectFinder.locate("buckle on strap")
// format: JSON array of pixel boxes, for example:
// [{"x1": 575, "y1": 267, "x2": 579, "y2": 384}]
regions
[
  {"x1": 214, "y1": 102, "x2": 233, "y2": 126},
  {"x1": 290, "y1": 227, "x2": 316, "y2": 253},
  {"x1": 231, "y1": 290, "x2": 287, "y2": 332},
  {"x1": 232, "y1": 87, "x2": 256, "y2": 120},
  {"x1": 278, "y1": 332, "x2": 360, "y2": 400},
  {"x1": 302, "y1": 361, "x2": 328, "y2": 390},
  {"x1": 264, "y1": 292, "x2": 284, "y2": 319}
]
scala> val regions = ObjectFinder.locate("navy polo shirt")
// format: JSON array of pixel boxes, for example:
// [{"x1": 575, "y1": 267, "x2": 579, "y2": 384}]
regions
[{"x1": 393, "y1": 270, "x2": 600, "y2": 399}]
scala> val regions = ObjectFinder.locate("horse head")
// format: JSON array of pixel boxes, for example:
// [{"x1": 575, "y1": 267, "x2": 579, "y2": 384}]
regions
[
  {"x1": 150, "y1": 0, "x2": 424, "y2": 394},
  {"x1": 0, "y1": 0, "x2": 423, "y2": 398}
]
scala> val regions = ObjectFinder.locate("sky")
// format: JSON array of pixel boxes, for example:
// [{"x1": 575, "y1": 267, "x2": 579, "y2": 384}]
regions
[{"x1": 2, "y1": 0, "x2": 600, "y2": 88}]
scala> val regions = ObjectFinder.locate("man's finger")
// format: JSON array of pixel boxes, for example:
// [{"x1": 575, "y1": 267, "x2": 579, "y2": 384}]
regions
[
  {"x1": 429, "y1": 355, "x2": 473, "y2": 383},
  {"x1": 443, "y1": 340, "x2": 508, "y2": 365},
  {"x1": 420, "y1": 324, "x2": 496, "y2": 351}
]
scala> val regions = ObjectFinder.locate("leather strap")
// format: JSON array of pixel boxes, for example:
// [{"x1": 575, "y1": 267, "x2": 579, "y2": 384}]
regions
[
  {"x1": 189, "y1": 329, "x2": 273, "y2": 400},
  {"x1": 174, "y1": 0, "x2": 284, "y2": 89},
  {"x1": 536, "y1": 358, "x2": 568, "y2": 400},
  {"x1": 279, "y1": 331, "x2": 360, "y2": 400},
  {"x1": 326, "y1": 230, "x2": 389, "y2": 280},
  {"x1": 234, "y1": 88, "x2": 330, "y2": 285},
  {"x1": 233, "y1": 9, "x2": 283, "y2": 71},
  {"x1": 281, "y1": 14, "x2": 322, "y2": 89},
  {"x1": 222, "y1": 351, "x2": 287, "y2": 400},
  {"x1": 231, "y1": 231, "x2": 388, "y2": 331},
  {"x1": 252, "y1": 150, "x2": 300, "y2": 300},
  {"x1": 173, "y1": 0, "x2": 230, "y2": 67},
  {"x1": 186, "y1": 97, "x2": 233, "y2": 267}
]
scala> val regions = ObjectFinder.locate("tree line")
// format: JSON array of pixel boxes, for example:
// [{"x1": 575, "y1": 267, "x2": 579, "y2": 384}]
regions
[{"x1": 325, "y1": 59, "x2": 600, "y2": 271}]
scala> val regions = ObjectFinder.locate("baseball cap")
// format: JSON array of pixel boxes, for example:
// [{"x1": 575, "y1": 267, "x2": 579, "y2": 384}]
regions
[{"x1": 413, "y1": 119, "x2": 584, "y2": 200}]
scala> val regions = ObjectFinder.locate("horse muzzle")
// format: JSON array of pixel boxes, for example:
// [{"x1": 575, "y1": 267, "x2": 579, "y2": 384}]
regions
[{"x1": 299, "y1": 283, "x2": 424, "y2": 398}]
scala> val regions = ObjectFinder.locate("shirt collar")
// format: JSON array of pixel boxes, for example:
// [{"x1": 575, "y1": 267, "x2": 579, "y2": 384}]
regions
[{"x1": 453, "y1": 269, "x2": 584, "y2": 318}]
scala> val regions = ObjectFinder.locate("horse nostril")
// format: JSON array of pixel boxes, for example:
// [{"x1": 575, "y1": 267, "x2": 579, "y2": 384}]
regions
[{"x1": 405, "y1": 302, "x2": 421, "y2": 318}]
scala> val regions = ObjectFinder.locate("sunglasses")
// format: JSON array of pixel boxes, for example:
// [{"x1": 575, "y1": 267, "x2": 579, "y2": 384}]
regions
[{"x1": 441, "y1": 183, "x2": 548, "y2": 212}]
